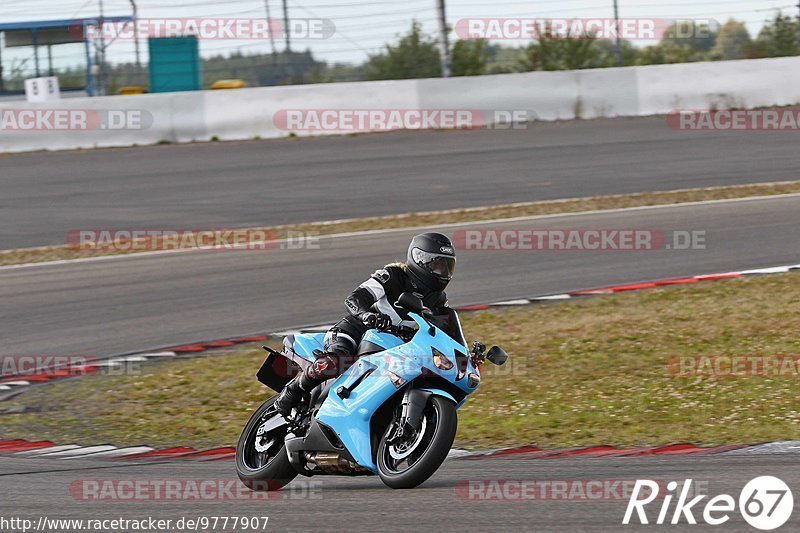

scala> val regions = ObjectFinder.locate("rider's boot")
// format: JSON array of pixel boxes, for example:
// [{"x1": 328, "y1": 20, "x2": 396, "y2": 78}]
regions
[{"x1": 274, "y1": 354, "x2": 339, "y2": 415}]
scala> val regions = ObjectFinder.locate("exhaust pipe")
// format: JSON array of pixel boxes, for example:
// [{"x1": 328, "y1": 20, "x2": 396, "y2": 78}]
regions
[{"x1": 303, "y1": 452, "x2": 370, "y2": 475}]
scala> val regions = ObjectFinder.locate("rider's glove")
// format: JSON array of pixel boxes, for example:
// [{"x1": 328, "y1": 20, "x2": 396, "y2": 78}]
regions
[{"x1": 362, "y1": 312, "x2": 392, "y2": 330}]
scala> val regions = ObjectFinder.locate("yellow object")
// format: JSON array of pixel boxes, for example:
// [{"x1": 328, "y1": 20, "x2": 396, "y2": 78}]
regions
[
  {"x1": 118, "y1": 86, "x2": 147, "y2": 95},
  {"x1": 211, "y1": 79, "x2": 246, "y2": 90}
]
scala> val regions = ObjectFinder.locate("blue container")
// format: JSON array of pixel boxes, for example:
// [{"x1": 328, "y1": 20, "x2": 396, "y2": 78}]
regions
[{"x1": 148, "y1": 36, "x2": 201, "y2": 93}]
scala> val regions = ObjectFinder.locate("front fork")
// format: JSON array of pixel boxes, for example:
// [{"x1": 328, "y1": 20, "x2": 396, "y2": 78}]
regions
[
  {"x1": 387, "y1": 342, "x2": 485, "y2": 443},
  {"x1": 386, "y1": 388, "x2": 432, "y2": 444}
]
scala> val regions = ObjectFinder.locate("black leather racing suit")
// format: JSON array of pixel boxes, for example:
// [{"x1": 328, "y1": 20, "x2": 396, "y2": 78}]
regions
[
  {"x1": 323, "y1": 264, "x2": 465, "y2": 367},
  {"x1": 274, "y1": 263, "x2": 465, "y2": 414}
]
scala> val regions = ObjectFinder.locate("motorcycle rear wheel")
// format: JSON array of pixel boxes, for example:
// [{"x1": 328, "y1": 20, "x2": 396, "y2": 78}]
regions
[
  {"x1": 376, "y1": 395, "x2": 457, "y2": 489},
  {"x1": 236, "y1": 396, "x2": 297, "y2": 491}
]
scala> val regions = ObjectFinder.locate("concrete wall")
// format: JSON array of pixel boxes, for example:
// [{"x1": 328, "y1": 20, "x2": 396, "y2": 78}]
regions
[{"x1": 2, "y1": 55, "x2": 799, "y2": 153}]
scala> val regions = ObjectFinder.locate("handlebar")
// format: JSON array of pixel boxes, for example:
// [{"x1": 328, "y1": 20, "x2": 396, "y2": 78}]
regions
[
  {"x1": 373, "y1": 323, "x2": 417, "y2": 342},
  {"x1": 386, "y1": 324, "x2": 416, "y2": 336}
]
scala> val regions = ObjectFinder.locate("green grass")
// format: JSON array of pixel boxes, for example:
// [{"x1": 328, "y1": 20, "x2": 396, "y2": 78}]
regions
[{"x1": 2, "y1": 272, "x2": 799, "y2": 450}]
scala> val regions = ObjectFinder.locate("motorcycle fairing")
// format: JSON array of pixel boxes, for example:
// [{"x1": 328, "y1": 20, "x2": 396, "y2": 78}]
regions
[
  {"x1": 290, "y1": 332, "x2": 326, "y2": 363},
  {"x1": 315, "y1": 313, "x2": 478, "y2": 471},
  {"x1": 358, "y1": 329, "x2": 404, "y2": 354}
]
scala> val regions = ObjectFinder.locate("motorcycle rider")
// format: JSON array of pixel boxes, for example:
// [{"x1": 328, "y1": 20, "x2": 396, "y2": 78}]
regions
[{"x1": 274, "y1": 232, "x2": 461, "y2": 415}]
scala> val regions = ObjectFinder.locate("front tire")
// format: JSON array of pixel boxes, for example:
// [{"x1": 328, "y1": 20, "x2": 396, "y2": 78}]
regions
[
  {"x1": 377, "y1": 395, "x2": 457, "y2": 489},
  {"x1": 236, "y1": 396, "x2": 297, "y2": 491}
]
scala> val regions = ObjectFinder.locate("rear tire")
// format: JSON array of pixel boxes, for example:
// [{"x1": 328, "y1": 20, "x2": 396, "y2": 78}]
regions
[
  {"x1": 376, "y1": 395, "x2": 457, "y2": 489},
  {"x1": 236, "y1": 396, "x2": 297, "y2": 491}
]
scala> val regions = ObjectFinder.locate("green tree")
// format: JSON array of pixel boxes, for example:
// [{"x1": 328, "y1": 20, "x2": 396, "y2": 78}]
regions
[
  {"x1": 363, "y1": 22, "x2": 441, "y2": 80},
  {"x1": 485, "y1": 44, "x2": 526, "y2": 74},
  {"x1": 636, "y1": 43, "x2": 703, "y2": 64},
  {"x1": 310, "y1": 62, "x2": 363, "y2": 84},
  {"x1": 519, "y1": 24, "x2": 603, "y2": 71},
  {"x1": 594, "y1": 39, "x2": 639, "y2": 67},
  {"x1": 756, "y1": 13, "x2": 799, "y2": 57},
  {"x1": 660, "y1": 20, "x2": 717, "y2": 53},
  {"x1": 451, "y1": 39, "x2": 490, "y2": 76},
  {"x1": 200, "y1": 49, "x2": 325, "y2": 88},
  {"x1": 710, "y1": 19, "x2": 752, "y2": 60},
  {"x1": 635, "y1": 21, "x2": 718, "y2": 65}
]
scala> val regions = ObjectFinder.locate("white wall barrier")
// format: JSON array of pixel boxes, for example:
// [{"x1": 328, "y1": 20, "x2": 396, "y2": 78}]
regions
[{"x1": 1, "y1": 56, "x2": 799, "y2": 153}]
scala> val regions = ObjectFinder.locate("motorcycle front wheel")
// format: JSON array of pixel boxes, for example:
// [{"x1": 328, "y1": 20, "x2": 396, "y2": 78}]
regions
[
  {"x1": 236, "y1": 396, "x2": 297, "y2": 491},
  {"x1": 376, "y1": 395, "x2": 457, "y2": 489}
]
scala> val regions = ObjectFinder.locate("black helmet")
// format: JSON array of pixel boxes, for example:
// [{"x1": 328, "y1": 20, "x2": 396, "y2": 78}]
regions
[{"x1": 406, "y1": 232, "x2": 456, "y2": 292}]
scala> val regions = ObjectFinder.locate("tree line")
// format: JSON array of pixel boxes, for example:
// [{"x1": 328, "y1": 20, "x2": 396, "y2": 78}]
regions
[{"x1": 2, "y1": 14, "x2": 798, "y2": 92}]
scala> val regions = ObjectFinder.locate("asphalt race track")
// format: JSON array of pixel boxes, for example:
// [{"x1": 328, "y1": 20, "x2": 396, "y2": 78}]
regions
[
  {"x1": 1, "y1": 454, "x2": 798, "y2": 531},
  {"x1": 2, "y1": 115, "x2": 800, "y2": 249},
  {"x1": 1, "y1": 195, "x2": 799, "y2": 357},
  {"x1": 3, "y1": 118, "x2": 800, "y2": 532}
]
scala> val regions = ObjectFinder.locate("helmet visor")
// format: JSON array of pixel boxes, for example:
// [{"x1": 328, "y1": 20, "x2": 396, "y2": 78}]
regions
[{"x1": 411, "y1": 248, "x2": 456, "y2": 280}]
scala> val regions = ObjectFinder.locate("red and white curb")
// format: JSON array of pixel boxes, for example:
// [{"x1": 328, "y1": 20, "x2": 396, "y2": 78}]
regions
[
  {"x1": 2, "y1": 263, "x2": 798, "y2": 400},
  {"x1": 465, "y1": 263, "x2": 800, "y2": 310},
  {"x1": 0, "y1": 439, "x2": 233, "y2": 461},
  {"x1": 0, "y1": 339, "x2": 269, "y2": 401},
  {"x1": 464, "y1": 441, "x2": 800, "y2": 458},
  {"x1": 2, "y1": 438, "x2": 799, "y2": 463}
]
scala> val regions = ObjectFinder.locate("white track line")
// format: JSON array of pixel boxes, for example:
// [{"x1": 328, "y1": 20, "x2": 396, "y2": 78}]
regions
[
  {"x1": 62, "y1": 446, "x2": 155, "y2": 459},
  {"x1": 114, "y1": 356, "x2": 148, "y2": 362},
  {"x1": 90, "y1": 360, "x2": 117, "y2": 367},
  {"x1": 136, "y1": 351, "x2": 177, "y2": 357},
  {"x1": 92, "y1": 356, "x2": 147, "y2": 367},
  {"x1": 722, "y1": 441, "x2": 800, "y2": 455},
  {"x1": 35, "y1": 445, "x2": 118, "y2": 457},
  {"x1": 3, "y1": 193, "x2": 799, "y2": 271},
  {"x1": 302, "y1": 325, "x2": 335, "y2": 332},
  {"x1": 15, "y1": 445, "x2": 82, "y2": 456},
  {"x1": 740, "y1": 265, "x2": 800, "y2": 274},
  {"x1": 491, "y1": 299, "x2": 532, "y2": 306},
  {"x1": 446, "y1": 448, "x2": 473, "y2": 459}
]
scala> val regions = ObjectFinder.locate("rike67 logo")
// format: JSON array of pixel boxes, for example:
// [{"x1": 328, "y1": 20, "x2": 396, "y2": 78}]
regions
[{"x1": 623, "y1": 476, "x2": 794, "y2": 530}]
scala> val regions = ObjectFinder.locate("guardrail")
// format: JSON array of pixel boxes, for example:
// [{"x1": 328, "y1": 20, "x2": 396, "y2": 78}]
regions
[{"x1": 1, "y1": 56, "x2": 799, "y2": 153}]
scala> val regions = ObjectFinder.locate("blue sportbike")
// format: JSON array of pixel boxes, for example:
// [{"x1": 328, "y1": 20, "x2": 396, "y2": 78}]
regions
[{"x1": 236, "y1": 292, "x2": 508, "y2": 490}]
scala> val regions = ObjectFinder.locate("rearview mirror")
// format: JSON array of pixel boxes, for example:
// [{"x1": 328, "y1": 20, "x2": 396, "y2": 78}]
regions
[
  {"x1": 486, "y1": 346, "x2": 508, "y2": 366},
  {"x1": 395, "y1": 292, "x2": 424, "y2": 314}
]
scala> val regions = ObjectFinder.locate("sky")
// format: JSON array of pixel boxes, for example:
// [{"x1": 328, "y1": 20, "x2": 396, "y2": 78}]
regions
[{"x1": 0, "y1": 0, "x2": 796, "y2": 75}]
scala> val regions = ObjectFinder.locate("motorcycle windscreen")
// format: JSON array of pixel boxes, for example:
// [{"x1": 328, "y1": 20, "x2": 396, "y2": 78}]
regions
[{"x1": 357, "y1": 329, "x2": 404, "y2": 356}]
